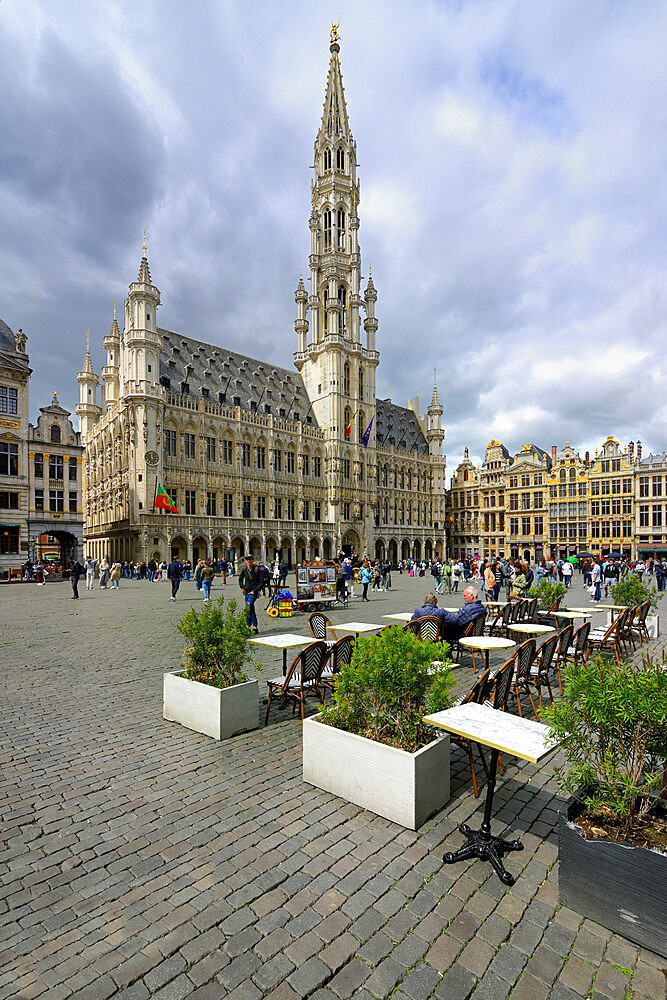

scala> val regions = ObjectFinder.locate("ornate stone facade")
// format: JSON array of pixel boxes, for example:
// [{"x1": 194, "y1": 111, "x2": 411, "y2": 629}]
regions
[
  {"x1": 77, "y1": 34, "x2": 447, "y2": 566},
  {"x1": 0, "y1": 319, "x2": 31, "y2": 573}
]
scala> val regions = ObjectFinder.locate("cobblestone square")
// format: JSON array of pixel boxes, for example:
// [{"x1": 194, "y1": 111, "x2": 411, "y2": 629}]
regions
[{"x1": 1, "y1": 573, "x2": 665, "y2": 999}]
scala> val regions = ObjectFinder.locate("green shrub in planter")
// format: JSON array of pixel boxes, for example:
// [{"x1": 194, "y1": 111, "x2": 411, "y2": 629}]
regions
[
  {"x1": 527, "y1": 580, "x2": 567, "y2": 610},
  {"x1": 542, "y1": 651, "x2": 667, "y2": 841},
  {"x1": 177, "y1": 595, "x2": 260, "y2": 689},
  {"x1": 319, "y1": 626, "x2": 456, "y2": 753},
  {"x1": 612, "y1": 574, "x2": 662, "y2": 611}
]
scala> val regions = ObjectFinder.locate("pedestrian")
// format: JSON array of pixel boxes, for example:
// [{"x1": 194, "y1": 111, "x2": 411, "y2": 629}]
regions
[
  {"x1": 194, "y1": 559, "x2": 204, "y2": 591},
  {"x1": 69, "y1": 557, "x2": 83, "y2": 599},
  {"x1": 200, "y1": 560, "x2": 215, "y2": 602},
  {"x1": 167, "y1": 556, "x2": 182, "y2": 600},
  {"x1": 603, "y1": 558, "x2": 619, "y2": 598},
  {"x1": 99, "y1": 556, "x2": 110, "y2": 589},
  {"x1": 220, "y1": 557, "x2": 228, "y2": 585},
  {"x1": 110, "y1": 560, "x2": 122, "y2": 589},
  {"x1": 360, "y1": 561, "x2": 371, "y2": 601},
  {"x1": 483, "y1": 561, "x2": 496, "y2": 602},
  {"x1": 239, "y1": 554, "x2": 262, "y2": 633},
  {"x1": 562, "y1": 561, "x2": 573, "y2": 588},
  {"x1": 590, "y1": 559, "x2": 602, "y2": 602},
  {"x1": 85, "y1": 554, "x2": 97, "y2": 591}
]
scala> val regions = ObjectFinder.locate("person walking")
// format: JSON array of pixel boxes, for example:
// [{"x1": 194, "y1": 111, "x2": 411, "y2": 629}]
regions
[
  {"x1": 69, "y1": 558, "x2": 83, "y2": 599},
  {"x1": 591, "y1": 559, "x2": 602, "y2": 602},
  {"x1": 99, "y1": 556, "x2": 110, "y2": 589},
  {"x1": 110, "y1": 560, "x2": 122, "y2": 590},
  {"x1": 360, "y1": 561, "x2": 371, "y2": 602},
  {"x1": 483, "y1": 561, "x2": 496, "y2": 602},
  {"x1": 194, "y1": 559, "x2": 204, "y2": 592},
  {"x1": 84, "y1": 555, "x2": 97, "y2": 591},
  {"x1": 239, "y1": 554, "x2": 262, "y2": 633},
  {"x1": 562, "y1": 560, "x2": 573, "y2": 588},
  {"x1": 220, "y1": 557, "x2": 228, "y2": 585},
  {"x1": 200, "y1": 560, "x2": 215, "y2": 603},
  {"x1": 168, "y1": 556, "x2": 182, "y2": 600}
]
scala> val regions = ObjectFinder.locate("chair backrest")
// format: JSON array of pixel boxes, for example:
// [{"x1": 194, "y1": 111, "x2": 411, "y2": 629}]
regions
[
  {"x1": 292, "y1": 640, "x2": 330, "y2": 684},
  {"x1": 308, "y1": 612, "x2": 330, "y2": 641},
  {"x1": 536, "y1": 633, "x2": 559, "y2": 676},
  {"x1": 460, "y1": 668, "x2": 491, "y2": 706},
  {"x1": 510, "y1": 600, "x2": 524, "y2": 623},
  {"x1": 601, "y1": 616, "x2": 620, "y2": 642},
  {"x1": 403, "y1": 620, "x2": 420, "y2": 635},
  {"x1": 547, "y1": 593, "x2": 564, "y2": 614},
  {"x1": 637, "y1": 599, "x2": 650, "y2": 625},
  {"x1": 331, "y1": 635, "x2": 354, "y2": 673},
  {"x1": 501, "y1": 603, "x2": 513, "y2": 628},
  {"x1": 526, "y1": 598, "x2": 538, "y2": 622},
  {"x1": 556, "y1": 623, "x2": 574, "y2": 660},
  {"x1": 514, "y1": 638, "x2": 537, "y2": 682},
  {"x1": 571, "y1": 621, "x2": 590, "y2": 660},
  {"x1": 472, "y1": 612, "x2": 486, "y2": 637},
  {"x1": 415, "y1": 615, "x2": 442, "y2": 642},
  {"x1": 491, "y1": 658, "x2": 515, "y2": 710}
]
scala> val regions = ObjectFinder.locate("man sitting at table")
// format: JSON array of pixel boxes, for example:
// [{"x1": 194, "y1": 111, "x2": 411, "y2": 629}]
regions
[{"x1": 411, "y1": 587, "x2": 486, "y2": 640}]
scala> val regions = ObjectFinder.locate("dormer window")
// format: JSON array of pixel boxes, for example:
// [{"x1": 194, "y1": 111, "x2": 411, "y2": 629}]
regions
[
  {"x1": 201, "y1": 387, "x2": 209, "y2": 398},
  {"x1": 233, "y1": 395, "x2": 241, "y2": 406},
  {"x1": 180, "y1": 381, "x2": 189, "y2": 394}
]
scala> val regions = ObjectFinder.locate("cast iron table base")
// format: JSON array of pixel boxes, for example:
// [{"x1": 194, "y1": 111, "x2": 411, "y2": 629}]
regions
[{"x1": 443, "y1": 747, "x2": 523, "y2": 885}]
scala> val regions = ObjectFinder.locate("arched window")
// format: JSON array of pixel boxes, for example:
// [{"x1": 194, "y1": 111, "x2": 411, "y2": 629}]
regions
[
  {"x1": 358, "y1": 410, "x2": 365, "y2": 444},
  {"x1": 407, "y1": 470, "x2": 412, "y2": 490},
  {"x1": 407, "y1": 501, "x2": 412, "y2": 525},
  {"x1": 338, "y1": 285, "x2": 347, "y2": 334},
  {"x1": 560, "y1": 468, "x2": 566, "y2": 482},
  {"x1": 400, "y1": 501, "x2": 405, "y2": 525},
  {"x1": 343, "y1": 362, "x2": 350, "y2": 396},
  {"x1": 323, "y1": 209, "x2": 332, "y2": 248},
  {"x1": 337, "y1": 208, "x2": 346, "y2": 250},
  {"x1": 358, "y1": 367, "x2": 364, "y2": 399},
  {"x1": 400, "y1": 468, "x2": 405, "y2": 489},
  {"x1": 324, "y1": 147, "x2": 332, "y2": 170},
  {"x1": 323, "y1": 288, "x2": 329, "y2": 334},
  {"x1": 383, "y1": 499, "x2": 388, "y2": 522},
  {"x1": 569, "y1": 467, "x2": 576, "y2": 480},
  {"x1": 336, "y1": 147, "x2": 345, "y2": 170},
  {"x1": 383, "y1": 463, "x2": 388, "y2": 487},
  {"x1": 50, "y1": 424, "x2": 61, "y2": 443}
]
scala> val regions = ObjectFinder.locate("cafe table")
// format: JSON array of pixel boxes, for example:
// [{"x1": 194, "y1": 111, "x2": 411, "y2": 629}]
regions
[
  {"x1": 508, "y1": 623, "x2": 555, "y2": 639},
  {"x1": 594, "y1": 604, "x2": 629, "y2": 619},
  {"x1": 250, "y1": 632, "x2": 314, "y2": 676},
  {"x1": 382, "y1": 612, "x2": 413, "y2": 623},
  {"x1": 328, "y1": 621, "x2": 383, "y2": 639},
  {"x1": 550, "y1": 610, "x2": 591, "y2": 621},
  {"x1": 458, "y1": 636, "x2": 515, "y2": 673},
  {"x1": 424, "y1": 702, "x2": 558, "y2": 884},
  {"x1": 569, "y1": 606, "x2": 604, "y2": 614}
]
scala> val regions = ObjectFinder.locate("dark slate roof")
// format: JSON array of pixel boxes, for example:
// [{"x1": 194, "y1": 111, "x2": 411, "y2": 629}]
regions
[
  {"x1": 375, "y1": 397, "x2": 428, "y2": 454},
  {"x1": 0, "y1": 318, "x2": 15, "y2": 352},
  {"x1": 523, "y1": 443, "x2": 552, "y2": 469},
  {"x1": 158, "y1": 328, "x2": 316, "y2": 424}
]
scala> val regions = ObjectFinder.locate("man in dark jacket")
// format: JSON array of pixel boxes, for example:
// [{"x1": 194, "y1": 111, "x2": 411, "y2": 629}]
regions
[
  {"x1": 69, "y1": 558, "x2": 84, "y2": 599},
  {"x1": 239, "y1": 554, "x2": 262, "y2": 633},
  {"x1": 167, "y1": 558, "x2": 182, "y2": 600},
  {"x1": 412, "y1": 587, "x2": 485, "y2": 641}
]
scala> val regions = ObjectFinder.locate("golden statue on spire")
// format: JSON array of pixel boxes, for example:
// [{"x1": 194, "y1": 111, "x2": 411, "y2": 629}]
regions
[
  {"x1": 143, "y1": 226, "x2": 148, "y2": 256},
  {"x1": 330, "y1": 22, "x2": 339, "y2": 44}
]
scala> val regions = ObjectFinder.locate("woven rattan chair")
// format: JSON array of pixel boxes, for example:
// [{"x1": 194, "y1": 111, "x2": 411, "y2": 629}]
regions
[
  {"x1": 487, "y1": 602, "x2": 512, "y2": 638},
  {"x1": 528, "y1": 633, "x2": 560, "y2": 716},
  {"x1": 586, "y1": 616, "x2": 624, "y2": 667},
  {"x1": 412, "y1": 615, "x2": 444, "y2": 642},
  {"x1": 629, "y1": 599, "x2": 651, "y2": 646},
  {"x1": 507, "y1": 638, "x2": 538, "y2": 717},
  {"x1": 403, "y1": 620, "x2": 421, "y2": 636},
  {"x1": 551, "y1": 623, "x2": 574, "y2": 696},
  {"x1": 570, "y1": 621, "x2": 590, "y2": 668},
  {"x1": 615, "y1": 606, "x2": 636, "y2": 657},
  {"x1": 450, "y1": 668, "x2": 492, "y2": 798},
  {"x1": 308, "y1": 612, "x2": 337, "y2": 646},
  {"x1": 525, "y1": 598, "x2": 538, "y2": 623},
  {"x1": 321, "y1": 635, "x2": 355, "y2": 696},
  {"x1": 264, "y1": 640, "x2": 330, "y2": 724}
]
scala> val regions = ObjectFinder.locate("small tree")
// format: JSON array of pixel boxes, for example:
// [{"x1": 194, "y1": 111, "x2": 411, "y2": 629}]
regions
[
  {"x1": 542, "y1": 652, "x2": 667, "y2": 840},
  {"x1": 319, "y1": 626, "x2": 457, "y2": 753},
  {"x1": 613, "y1": 574, "x2": 661, "y2": 611},
  {"x1": 528, "y1": 580, "x2": 567, "y2": 610},
  {"x1": 177, "y1": 595, "x2": 259, "y2": 689}
]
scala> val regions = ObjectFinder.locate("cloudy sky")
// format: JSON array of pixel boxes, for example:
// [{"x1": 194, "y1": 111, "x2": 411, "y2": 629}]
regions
[{"x1": 1, "y1": 0, "x2": 666, "y2": 478}]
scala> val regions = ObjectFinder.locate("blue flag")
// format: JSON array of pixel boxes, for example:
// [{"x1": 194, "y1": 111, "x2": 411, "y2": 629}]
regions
[{"x1": 362, "y1": 416, "x2": 374, "y2": 448}]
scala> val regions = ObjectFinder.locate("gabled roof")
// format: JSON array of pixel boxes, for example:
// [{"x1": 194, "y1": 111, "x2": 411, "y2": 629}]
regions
[
  {"x1": 158, "y1": 328, "x2": 316, "y2": 424},
  {"x1": 375, "y1": 398, "x2": 428, "y2": 454},
  {"x1": 0, "y1": 318, "x2": 15, "y2": 353}
]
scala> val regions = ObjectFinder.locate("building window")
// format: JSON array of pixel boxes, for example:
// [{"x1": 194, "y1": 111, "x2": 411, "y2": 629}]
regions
[
  {"x1": 337, "y1": 208, "x2": 346, "y2": 250},
  {"x1": 206, "y1": 437, "x2": 216, "y2": 463},
  {"x1": 611, "y1": 497, "x2": 621, "y2": 515},
  {"x1": 164, "y1": 429, "x2": 177, "y2": 456},
  {"x1": 256, "y1": 445, "x2": 266, "y2": 469},
  {"x1": 600, "y1": 480, "x2": 610, "y2": 495},
  {"x1": 601, "y1": 499, "x2": 610, "y2": 516},
  {"x1": 287, "y1": 498, "x2": 295, "y2": 520},
  {"x1": 509, "y1": 517, "x2": 519, "y2": 535},
  {"x1": 273, "y1": 449, "x2": 282, "y2": 472},
  {"x1": 69, "y1": 491, "x2": 77, "y2": 513},
  {"x1": 336, "y1": 146, "x2": 344, "y2": 170},
  {"x1": 49, "y1": 489, "x2": 64, "y2": 513},
  {"x1": 223, "y1": 493, "x2": 233, "y2": 516},
  {"x1": 622, "y1": 477, "x2": 632, "y2": 493},
  {"x1": 286, "y1": 450, "x2": 295, "y2": 474},
  {"x1": 534, "y1": 516, "x2": 543, "y2": 535},
  {"x1": 184, "y1": 433, "x2": 196, "y2": 459},
  {"x1": 0, "y1": 386, "x2": 18, "y2": 414},
  {"x1": 50, "y1": 424, "x2": 61, "y2": 443},
  {"x1": 301, "y1": 454, "x2": 310, "y2": 476},
  {"x1": 257, "y1": 496, "x2": 266, "y2": 518},
  {"x1": 508, "y1": 476, "x2": 518, "y2": 488},
  {"x1": 591, "y1": 500, "x2": 600, "y2": 516},
  {"x1": 206, "y1": 491, "x2": 217, "y2": 516},
  {"x1": 652, "y1": 506, "x2": 663, "y2": 527},
  {"x1": 185, "y1": 490, "x2": 196, "y2": 515},
  {"x1": 343, "y1": 363, "x2": 350, "y2": 396},
  {"x1": 324, "y1": 147, "x2": 332, "y2": 170},
  {"x1": 611, "y1": 479, "x2": 620, "y2": 494},
  {"x1": 623, "y1": 497, "x2": 632, "y2": 515},
  {"x1": 358, "y1": 367, "x2": 364, "y2": 399},
  {"x1": 242, "y1": 443, "x2": 251, "y2": 467},
  {"x1": 35, "y1": 488, "x2": 44, "y2": 512},
  {"x1": 34, "y1": 453, "x2": 43, "y2": 478},
  {"x1": 343, "y1": 459, "x2": 350, "y2": 480},
  {"x1": 48, "y1": 454, "x2": 63, "y2": 480},
  {"x1": 302, "y1": 500, "x2": 310, "y2": 521},
  {"x1": 168, "y1": 489, "x2": 178, "y2": 510},
  {"x1": 591, "y1": 523, "x2": 600, "y2": 537},
  {"x1": 0, "y1": 526, "x2": 19, "y2": 554},
  {"x1": 521, "y1": 492, "x2": 530, "y2": 510},
  {"x1": 323, "y1": 209, "x2": 332, "y2": 248},
  {"x1": 314, "y1": 502, "x2": 321, "y2": 522},
  {"x1": 222, "y1": 439, "x2": 233, "y2": 464},
  {"x1": 314, "y1": 455, "x2": 321, "y2": 478},
  {"x1": 342, "y1": 501, "x2": 350, "y2": 520},
  {"x1": 653, "y1": 477, "x2": 663, "y2": 497},
  {"x1": 521, "y1": 516, "x2": 531, "y2": 536},
  {"x1": 274, "y1": 497, "x2": 282, "y2": 519},
  {"x1": 69, "y1": 457, "x2": 77, "y2": 481},
  {"x1": 0, "y1": 491, "x2": 19, "y2": 509},
  {"x1": 0, "y1": 443, "x2": 18, "y2": 476}
]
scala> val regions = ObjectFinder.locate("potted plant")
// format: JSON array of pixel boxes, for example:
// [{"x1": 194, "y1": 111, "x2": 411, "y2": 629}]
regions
[
  {"x1": 303, "y1": 626, "x2": 456, "y2": 830},
  {"x1": 527, "y1": 579, "x2": 567, "y2": 611},
  {"x1": 163, "y1": 595, "x2": 261, "y2": 740},
  {"x1": 611, "y1": 574, "x2": 662, "y2": 637},
  {"x1": 542, "y1": 652, "x2": 667, "y2": 956}
]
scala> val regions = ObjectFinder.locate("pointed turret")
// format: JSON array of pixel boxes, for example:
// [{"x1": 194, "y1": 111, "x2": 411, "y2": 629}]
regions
[
  {"x1": 122, "y1": 235, "x2": 161, "y2": 399},
  {"x1": 364, "y1": 267, "x2": 378, "y2": 352},
  {"x1": 426, "y1": 372, "x2": 444, "y2": 457},
  {"x1": 76, "y1": 335, "x2": 102, "y2": 442},
  {"x1": 294, "y1": 272, "x2": 309, "y2": 354},
  {"x1": 102, "y1": 303, "x2": 121, "y2": 412},
  {"x1": 320, "y1": 24, "x2": 352, "y2": 140}
]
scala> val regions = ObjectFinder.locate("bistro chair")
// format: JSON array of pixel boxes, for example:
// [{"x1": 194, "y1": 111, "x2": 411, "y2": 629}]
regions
[
  {"x1": 507, "y1": 638, "x2": 538, "y2": 718},
  {"x1": 525, "y1": 598, "x2": 538, "y2": 623},
  {"x1": 450, "y1": 668, "x2": 492, "y2": 798},
  {"x1": 264, "y1": 640, "x2": 330, "y2": 724},
  {"x1": 403, "y1": 620, "x2": 421, "y2": 636},
  {"x1": 321, "y1": 635, "x2": 355, "y2": 696},
  {"x1": 615, "y1": 606, "x2": 637, "y2": 658},
  {"x1": 481, "y1": 656, "x2": 516, "y2": 776},
  {"x1": 509, "y1": 599, "x2": 524, "y2": 624},
  {"x1": 629, "y1": 600, "x2": 651, "y2": 647},
  {"x1": 412, "y1": 615, "x2": 443, "y2": 642},
  {"x1": 528, "y1": 632, "x2": 560, "y2": 717},
  {"x1": 569, "y1": 621, "x2": 590, "y2": 669},
  {"x1": 585, "y1": 616, "x2": 624, "y2": 668},
  {"x1": 551, "y1": 623, "x2": 574, "y2": 696},
  {"x1": 308, "y1": 612, "x2": 337, "y2": 647}
]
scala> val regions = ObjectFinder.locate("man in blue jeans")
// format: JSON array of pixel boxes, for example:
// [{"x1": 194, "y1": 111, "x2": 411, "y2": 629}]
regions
[
  {"x1": 239, "y1": 554, "x2": 262, "y2": 633},
  {"x1": 168, "y1": 557, "x2": 182, "y2": 600}
]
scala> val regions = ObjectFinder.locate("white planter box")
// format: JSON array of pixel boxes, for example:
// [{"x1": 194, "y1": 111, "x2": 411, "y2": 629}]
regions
[
  {"x1": 163, "y1": 671, "x2": 259, "y2": 740},
  {"x1": 302, "y1": 716, "x2": 450, "y2": 830},
  {"x1": 603, "y1": 611, "x2": 660, "y2": 637}
]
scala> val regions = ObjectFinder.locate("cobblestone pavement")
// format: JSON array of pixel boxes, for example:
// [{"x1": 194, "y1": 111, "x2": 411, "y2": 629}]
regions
[{"x1": 1, "y1": 571, "x2": 665, "y2": 1000}]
